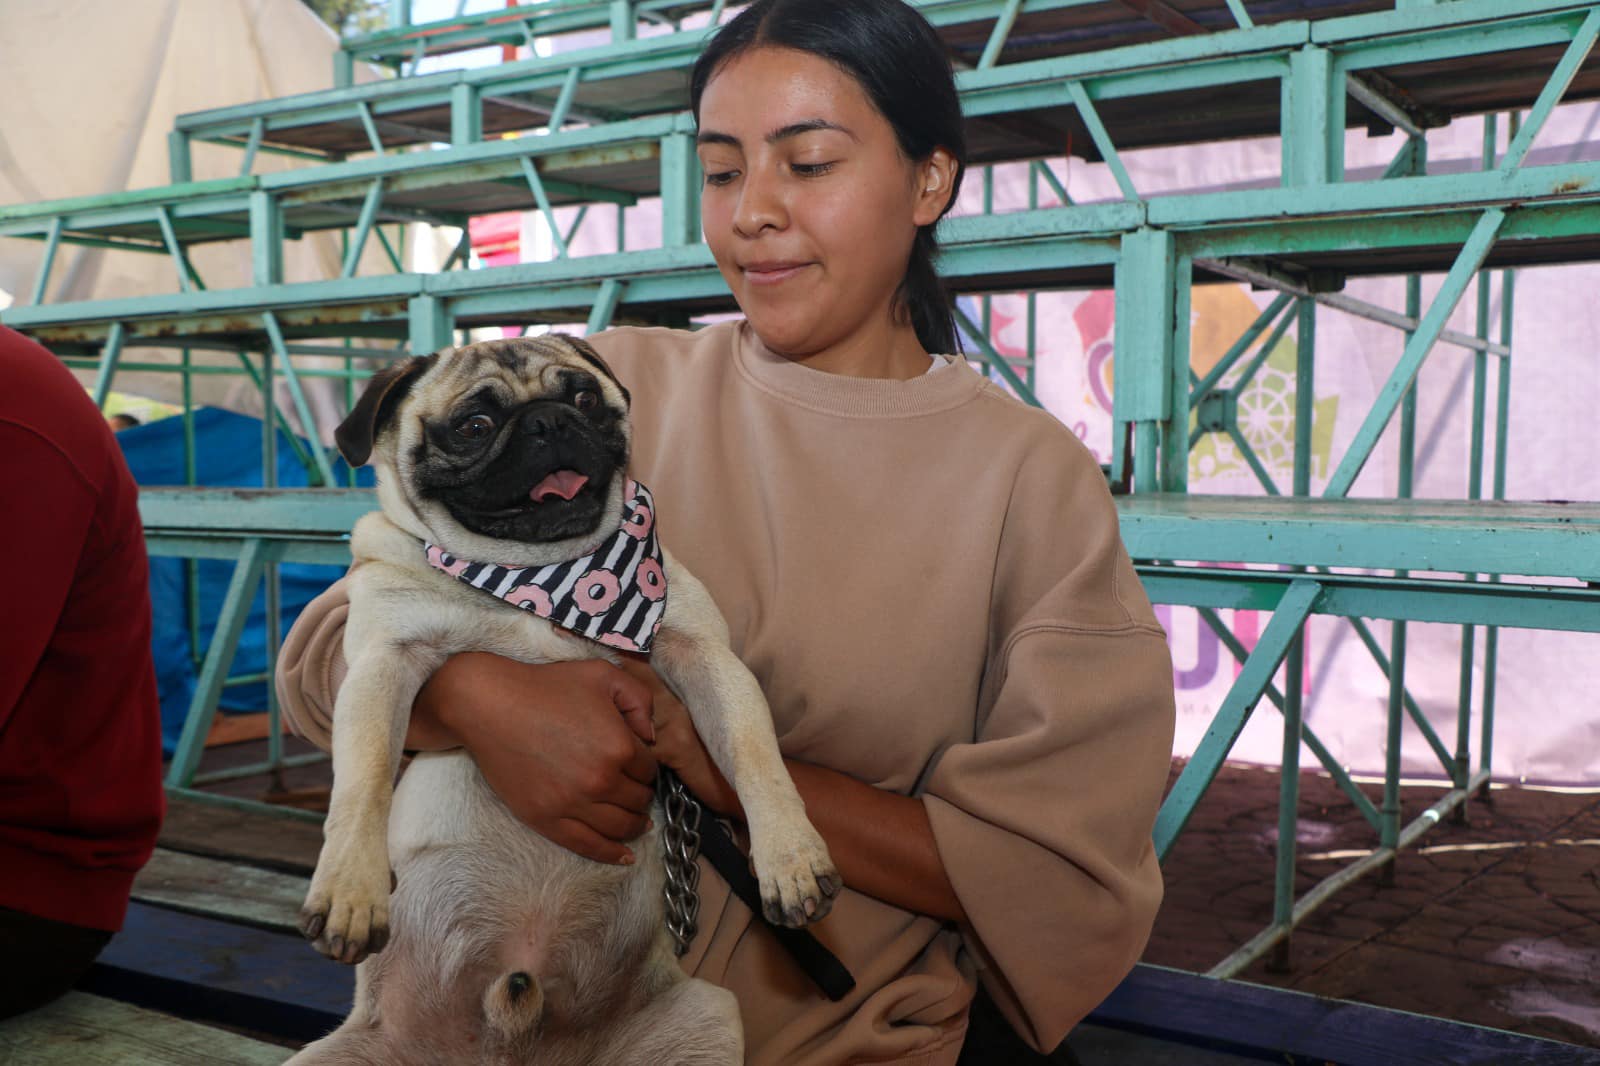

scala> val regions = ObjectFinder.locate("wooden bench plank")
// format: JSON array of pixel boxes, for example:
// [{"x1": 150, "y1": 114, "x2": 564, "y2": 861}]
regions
[
  {"x1": 158, "y1": 791, "x2": 323, "y2": 875},
  {"x1": 0, "y1": 992, "x2": 289, "y2": 1065},
  {"x1": 132, "y1": 849, "x2": 307, "y2": 935},
  {"x1": 206, "y1": 711, "x2": 294, "y2": 748}
]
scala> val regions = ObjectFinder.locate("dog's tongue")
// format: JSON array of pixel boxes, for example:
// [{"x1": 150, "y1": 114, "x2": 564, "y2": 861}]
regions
[{"x1": 530, "y1": 469, "x2": 589, "y2": 503}]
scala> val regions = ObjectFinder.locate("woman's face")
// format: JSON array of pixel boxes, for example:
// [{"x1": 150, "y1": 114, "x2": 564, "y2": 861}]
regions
[{"x1": 696, "y1": 46, "x2": 954, "y2": 369}]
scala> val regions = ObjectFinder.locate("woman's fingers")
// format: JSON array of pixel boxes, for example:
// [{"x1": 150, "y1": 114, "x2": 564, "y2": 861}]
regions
[
  {"x1": 650, "y1": 694, "x2": 698, "y2": 760},
  {"x1": 550, "y1": 818, "x2": 636, "y2": 866},
  {"x1": 604, "y1": 763, "x2": 657, "y2": 812},
  {"x1": 606, "y1": 659, "x2": 658, "y2": 743},
  {"x1": 425, "y1": 655, "x2": 673, "y2": 861},
  {"x1": 584, "y1": 801, "x2": 653, "y2": 844}
]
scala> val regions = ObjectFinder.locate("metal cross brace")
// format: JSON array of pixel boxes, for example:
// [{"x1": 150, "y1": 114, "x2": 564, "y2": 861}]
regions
[
  {"x1": 1196, "y1": 606, "x2": 1383, "y2": 833},
  {"x1": 520, "y1": 156, "x2": 570, "y2": 259},
  {"x1": 262, "y1": 311, "x2": 338, "y2": 488},
  {"x1": 1155, "y1": 578, "x2": 1324, "y2": 859},
  {"x1": 953, "y1": 303, "x2": 1043, "y2": 407},
  {"x1": 89, "y1": 322, "x2": 127, "y2": 411},
  {"x1": 341, "y1": 178, "x2": 388, "y2": 278},
  {"x1": 29, "y1": 217, "x2": 63, "y2": 305},
  {"x1": 165, "y1": 537, "x2": 271, "y2": 789}
]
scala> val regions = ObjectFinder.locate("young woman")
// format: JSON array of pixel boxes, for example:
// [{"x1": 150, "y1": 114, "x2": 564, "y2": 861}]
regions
[{"x1": 277, "y1": 1, "x2": 1175, "y2": 1062}]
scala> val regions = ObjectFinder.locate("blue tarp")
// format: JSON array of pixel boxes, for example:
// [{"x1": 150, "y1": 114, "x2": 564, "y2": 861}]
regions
[{"x1": 117, "y1": 408, "x2": 371, "y2": 755}]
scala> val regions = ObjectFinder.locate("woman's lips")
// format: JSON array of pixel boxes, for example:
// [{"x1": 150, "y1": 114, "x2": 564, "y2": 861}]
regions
[{"x1": 742, "y1": 261, "x2": 812, "y2": 286}]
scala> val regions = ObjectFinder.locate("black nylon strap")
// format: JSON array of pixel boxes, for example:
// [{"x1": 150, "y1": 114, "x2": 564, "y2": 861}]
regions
[{"x1": 696, "y1": 815, "x2": 857, "y2": 1002}]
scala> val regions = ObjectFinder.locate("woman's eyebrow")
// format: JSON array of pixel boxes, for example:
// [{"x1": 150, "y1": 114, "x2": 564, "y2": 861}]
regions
[
  {"x1": 696, "y1": 119, "x2": 857, "y2": 148},
  {"x1": 768, "y1": 119, "x2": 856, "y2": 143}
]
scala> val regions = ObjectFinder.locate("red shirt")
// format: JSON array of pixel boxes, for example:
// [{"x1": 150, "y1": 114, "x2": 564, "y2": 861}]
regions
[{"x1": 0, "y1": 325, "x2": 164, "y2": 931}]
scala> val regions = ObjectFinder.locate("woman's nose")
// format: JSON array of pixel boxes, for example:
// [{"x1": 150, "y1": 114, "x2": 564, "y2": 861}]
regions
[{"x1": 733, "y1": 168, "x2": 787, "y2": 237}]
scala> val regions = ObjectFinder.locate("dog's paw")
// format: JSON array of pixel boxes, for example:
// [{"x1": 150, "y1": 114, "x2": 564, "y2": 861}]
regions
[
  {"x1": 300, "y1": 852, "x2": 393, "y2": 965},
  {"x1": 751, "y1": 823, "x2": 841, "y2": 928}
]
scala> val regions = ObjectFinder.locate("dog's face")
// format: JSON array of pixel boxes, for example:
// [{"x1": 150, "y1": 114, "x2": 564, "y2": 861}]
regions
[{"x1": 335, "y1": 334, "x2": 633, "y2": 565}]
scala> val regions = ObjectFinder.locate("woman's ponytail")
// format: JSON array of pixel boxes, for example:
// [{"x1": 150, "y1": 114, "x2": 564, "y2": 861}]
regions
[{"x1": 900, "y1": 227, "x2": 960, "y2": 356}]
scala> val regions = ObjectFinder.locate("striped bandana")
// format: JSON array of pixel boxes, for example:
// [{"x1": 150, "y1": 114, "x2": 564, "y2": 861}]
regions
[{"x1": 424, "y1": 478, "x2": 667, "y2": 653}]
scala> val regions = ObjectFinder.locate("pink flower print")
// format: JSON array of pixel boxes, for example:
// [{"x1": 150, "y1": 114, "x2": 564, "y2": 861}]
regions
[
  {"x1": 574, "y1": 570, "x2": 620, "y2": 614},
  {"x1": 597, "y1": 631, "x2": 641, "y2": 652},
  {"x1": 635, "y1": 557, "x2": 666, "y2": 601},
  {"x1": 427, "y1": 546, "x2": 471, "y2": 577},
  {"x1": 503, "y1": 583, "x2": 553, "y2": 615},
  {"x1": 622, "y1": 500, "x2": 654, "y2": 540}
]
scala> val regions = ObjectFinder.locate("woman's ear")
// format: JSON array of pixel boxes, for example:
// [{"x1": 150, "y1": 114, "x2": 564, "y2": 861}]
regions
[{"x1": 912, "y1": 148, "x2": 959, "y2": 227}]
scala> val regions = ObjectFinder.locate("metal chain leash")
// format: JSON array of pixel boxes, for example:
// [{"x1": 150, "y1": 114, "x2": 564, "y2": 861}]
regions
[{"x1": 658, "y1": 768, "x2": 703, "y2": 957}]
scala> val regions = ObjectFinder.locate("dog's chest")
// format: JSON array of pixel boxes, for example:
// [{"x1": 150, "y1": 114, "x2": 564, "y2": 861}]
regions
[{"x1": 438, "y1": 573, "x2": 610, "y2": 664}]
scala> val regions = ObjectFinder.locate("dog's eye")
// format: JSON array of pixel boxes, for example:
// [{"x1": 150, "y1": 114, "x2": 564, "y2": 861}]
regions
[
  {"x1": 573, "y1": 389, "x2": 599, "y2": 411},
  {"x1": 456, "y1": 414, "x2": 495, "y2": 440}
]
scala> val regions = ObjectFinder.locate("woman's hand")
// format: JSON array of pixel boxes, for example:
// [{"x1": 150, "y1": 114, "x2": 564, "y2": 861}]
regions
[
  {"x1": 410, "y1": 654, "x2": 659, "y2": 865},
  {"x1": 614, "y1": 657, "x2": 743, "y2": 819},
  {"x1": 611, "y1": 659, "x2": 966, "y2": 920}
]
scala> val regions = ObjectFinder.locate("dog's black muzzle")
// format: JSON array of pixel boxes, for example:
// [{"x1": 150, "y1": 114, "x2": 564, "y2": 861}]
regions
[{"x1": 432, "y1": 401, "x2": 622, "y2": 544}]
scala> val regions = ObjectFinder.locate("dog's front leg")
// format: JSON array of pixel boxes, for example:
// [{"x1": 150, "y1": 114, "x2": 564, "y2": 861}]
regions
[
  {"x1": 301, "y1": 644, "x2": 440, "y2": 964},
  {"x1": 652, "y1": 561, "x2": 840, "y2": 927}
]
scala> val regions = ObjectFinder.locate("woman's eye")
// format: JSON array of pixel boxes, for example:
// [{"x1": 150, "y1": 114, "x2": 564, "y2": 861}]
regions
[
  {"x1": 456, "y1": 414, "x2": 494, "y2": 440},
  {"x1": 703, "y1": 170, "x2": 739, "y2": 187},
  {"x1": 791, "y1": 162, "x2": 835, "y2": 177},
  {"x1": 573, "y1": 389, "x2": 599, "y2": 411}
]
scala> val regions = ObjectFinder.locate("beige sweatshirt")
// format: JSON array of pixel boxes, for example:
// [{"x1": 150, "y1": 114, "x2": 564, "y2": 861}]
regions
[{"x1": 275, "y1": 321, "x2": 1175, "y2": 1066}]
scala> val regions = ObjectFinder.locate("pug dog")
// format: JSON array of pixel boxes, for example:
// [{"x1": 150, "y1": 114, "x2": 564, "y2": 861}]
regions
[{"x1": 286, "y1": 334, "x2": 840, "y2": 1066}]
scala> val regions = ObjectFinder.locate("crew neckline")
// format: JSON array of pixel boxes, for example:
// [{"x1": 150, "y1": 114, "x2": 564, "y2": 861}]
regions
[{"x1": 732, "y1": 322, "x2": 985, "y2": 419}]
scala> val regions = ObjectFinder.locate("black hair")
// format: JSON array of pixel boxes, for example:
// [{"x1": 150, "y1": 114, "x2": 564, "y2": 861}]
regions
[{"x1": 689, "y1": 0, "x2": 968, "y2": 355}]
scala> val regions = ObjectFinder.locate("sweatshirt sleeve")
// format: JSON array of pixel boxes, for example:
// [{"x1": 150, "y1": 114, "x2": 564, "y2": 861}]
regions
[
  {"x1": 0, "y1": 425, "x2": 93, "y2": 729},
  {"x1": 921, "y1": 424, "x2": 1175, "y2": 1052},
  {"x1": 274, "y1": 577, "x2": 352, "y2": 752}
]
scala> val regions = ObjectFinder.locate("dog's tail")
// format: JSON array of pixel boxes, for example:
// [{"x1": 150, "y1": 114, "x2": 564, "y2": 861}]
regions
[{"x1": 483, "y1": 970, "x2": 545, "y2": 1038}]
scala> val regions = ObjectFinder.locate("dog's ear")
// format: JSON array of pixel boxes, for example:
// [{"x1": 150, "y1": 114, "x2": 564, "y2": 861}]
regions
[
  {"x1": 558, "y1": 334, "x2": 629, "y2": 407},
  {"x1": 335, "y1": 354, "x2": 437, "y2": 467}
]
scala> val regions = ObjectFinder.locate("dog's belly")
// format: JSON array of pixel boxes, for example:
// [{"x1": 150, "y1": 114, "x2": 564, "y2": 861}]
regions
[
  {"x1": 388, "y1": 749, "x2": 669, "y2": 968},
  {"x1": 351, "y1": 750, "x2": 695, "y2": 1062},
  {"x1": 388, "y1": 749, "x2": 524, "y2": 862}
]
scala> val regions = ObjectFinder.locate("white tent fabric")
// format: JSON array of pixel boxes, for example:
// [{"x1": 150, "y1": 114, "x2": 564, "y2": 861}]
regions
[{"x1": 0, "y1": 0, "x2": 387, "y2": 430}]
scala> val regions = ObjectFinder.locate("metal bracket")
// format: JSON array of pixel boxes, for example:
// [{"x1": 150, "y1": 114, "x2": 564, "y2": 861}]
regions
[{"x1": 1195, "y1": 389, "x2": 1236, "y2": 434}]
